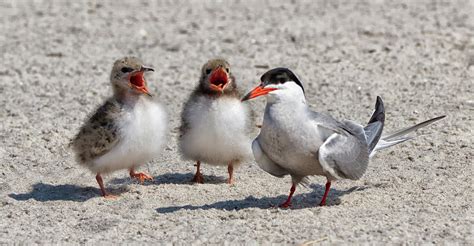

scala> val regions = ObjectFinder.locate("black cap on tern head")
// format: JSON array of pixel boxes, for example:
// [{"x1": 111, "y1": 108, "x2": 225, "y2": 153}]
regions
[{"x1": 260, "y1": 67, "x2": 305, "y2": 94}]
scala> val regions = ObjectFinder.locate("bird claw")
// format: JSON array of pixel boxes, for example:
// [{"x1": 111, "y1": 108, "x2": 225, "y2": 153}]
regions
[{"x1": 130, "y1": 172, "x2": 153, "y2": 184}]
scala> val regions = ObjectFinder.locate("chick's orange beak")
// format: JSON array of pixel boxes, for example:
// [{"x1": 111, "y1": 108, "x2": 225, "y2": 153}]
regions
[
  {"x1": 209, "y1": 67, "x2": 229, "y2": 93},
  {"x1": 241, "y1": 85, "x2": 277, "y2": 101},
  {"x1": 129, "y1": 70, "x2": 152, "y2": 97}
]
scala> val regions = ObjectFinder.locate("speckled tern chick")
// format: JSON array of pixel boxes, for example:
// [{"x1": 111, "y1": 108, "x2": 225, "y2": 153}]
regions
[
  {"x1": 71, "y1": 57, "x2": 167, "y2": 197},
  {"x1": 179, "y1": 59, "x2": 251, "y2": 184},
  {"x1": 242, "y1": 67, "x2": 445, "y2": 207}
]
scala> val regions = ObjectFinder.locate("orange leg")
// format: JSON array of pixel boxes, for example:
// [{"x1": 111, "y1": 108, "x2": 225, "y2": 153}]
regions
[
  {"x1": 319, "y1": 180, "x2": 331, "y2": 206},
  {"x1": 279, "y1": 183, "x2": 296, "y2": 208},
  {"x1": 95, "y1": 173, "x2": 116, "y2": 199},
  {"x1": 192, "y1": 161, "x2": 204, "y2": 183},
  {"x1": 227, "y1": 163, "x2": 234, "y2": 184},
  {"x1": 129, "y1": 168, "x2": 153, "y2": 184}
]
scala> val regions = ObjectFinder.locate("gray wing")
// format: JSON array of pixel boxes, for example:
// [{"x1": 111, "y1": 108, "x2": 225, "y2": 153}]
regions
[
  {"x1": 252, "y1": 138, "x2": 288, "y2": 177},
  {"x1": 317, "y1": 120, "x2": 370, "y2": 180},
  {"x1": 310, "y1": 111, "x2": 343, "y2": 128},
  {"x1": 70, "y1": 99, "x2": 123, "y2": 164}
]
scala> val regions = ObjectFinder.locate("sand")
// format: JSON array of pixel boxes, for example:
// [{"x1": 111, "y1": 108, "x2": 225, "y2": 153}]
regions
[{"x1": 0, "y1": 0, "x2": 473, "y2": 244}]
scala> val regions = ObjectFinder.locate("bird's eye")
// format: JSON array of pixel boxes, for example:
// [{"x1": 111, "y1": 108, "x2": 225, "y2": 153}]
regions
[
  {"x1": 205, "y1": 69, "x2": 212, "y2": 75},
  {"x1": 225, "y1": 68, "x2": 230, "y2": 73},
  {"x1": 121, "y1": 67, "x2": 134, "y2": 73}
]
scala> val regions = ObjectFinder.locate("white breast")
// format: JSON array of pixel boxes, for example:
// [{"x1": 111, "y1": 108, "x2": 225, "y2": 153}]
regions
[
  {"x1": 92, "y1": 98, "x2": 167, "y2": 173},
  {"x1": 180, "y1": 96, "x2": 252, "y2": 165},
  {"x1": 259, "y1": 101, "x2": 324, "y2": 176}
]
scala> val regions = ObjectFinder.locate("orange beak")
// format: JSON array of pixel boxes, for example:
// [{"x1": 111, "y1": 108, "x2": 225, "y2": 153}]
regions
[
  {"x1": 129, "y1": 70, "x2": 152, "y2": 97},
  {"x1": 209, "y1": 67, "x2": 229, "y2": 93},
  {"x1": 241, "y1": 85, "x2": 278, "y2": 101}
]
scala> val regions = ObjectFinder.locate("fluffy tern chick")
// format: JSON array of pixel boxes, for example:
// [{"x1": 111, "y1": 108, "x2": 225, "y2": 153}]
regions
[
  {"x1": 179, "y1": 58, "x2": 251, "y2": 184},
  {"x1": 71, "y1": 57, "x2": 167, "y2": 197}
]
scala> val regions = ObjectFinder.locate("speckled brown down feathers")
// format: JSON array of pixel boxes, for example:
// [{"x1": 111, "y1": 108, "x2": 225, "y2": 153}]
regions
[{"x1": 72, "y1": 100, "x2": 123, "y2": 166}]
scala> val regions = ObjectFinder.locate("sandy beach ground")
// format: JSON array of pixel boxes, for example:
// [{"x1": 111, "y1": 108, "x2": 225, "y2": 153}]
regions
[{"x1": 0, "y1": 0, "x2": 473, "y2": 244}]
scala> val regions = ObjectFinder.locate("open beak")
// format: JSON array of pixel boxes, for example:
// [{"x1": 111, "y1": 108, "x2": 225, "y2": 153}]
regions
[
  {"x1": 209, "y1": 67, "x2": 229, "y2": 93},
  {"x1": 129, "y1": 67, "x2": 154, "y2": 97},
  {"x1": 241, "y1": 85, "x2": 277, "y2": 101}
]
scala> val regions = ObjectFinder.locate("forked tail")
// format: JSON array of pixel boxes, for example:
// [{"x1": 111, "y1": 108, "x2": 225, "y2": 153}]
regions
[
  {"x1": 370, "y1": 115, "x2": 446, "y2": 157},
  {"x1": 363, "y1": 97, "x2": 445, "y2": 157}
]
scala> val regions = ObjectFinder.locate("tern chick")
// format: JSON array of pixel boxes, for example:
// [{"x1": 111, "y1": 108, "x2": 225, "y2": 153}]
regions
[
  {"x1": 71, "y1": 57, "x2": 167, "y2": 197},
  {"x1": 179, "y1": 58, "x2": 252, "y2": 184}
]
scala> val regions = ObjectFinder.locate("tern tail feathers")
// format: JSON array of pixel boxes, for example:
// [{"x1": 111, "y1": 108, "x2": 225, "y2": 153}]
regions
[
  {"x1": 370, "y1": 115, "x2": 446, "y2": 157},
  {"x1": 381, "y1": 115, "x2": 446, "y2": 140},
  {"x1": 364, "y1": 96, "x2": 385, "y2": 153}
]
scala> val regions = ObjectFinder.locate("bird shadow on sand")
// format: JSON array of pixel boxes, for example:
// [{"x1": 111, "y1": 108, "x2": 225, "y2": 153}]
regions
[
  {"x1": 156, "y1": 184, "x2": 368, "y2": 213},
  {"x1": 109, "y1": 172, "x2": 228, "y2": 186},
  {"x1": 8, "y1": 183, "x2": 127, "y2": 202}
]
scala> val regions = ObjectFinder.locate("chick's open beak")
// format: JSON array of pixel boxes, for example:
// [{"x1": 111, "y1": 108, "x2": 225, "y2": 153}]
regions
[
  {"x1": 209, "y1": 67, "x2": 229, "y2": 93},
  {"x1": 241, "y1": 85, "x2": 278, "y2": 101},
  {"x1": 129, "y1": 67, "x2": 154, "y2": 97}
]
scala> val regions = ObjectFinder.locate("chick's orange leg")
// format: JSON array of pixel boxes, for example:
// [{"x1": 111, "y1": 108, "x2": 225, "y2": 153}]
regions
[
  {"x1": 279, "y1": 183, "x2": 296, "y2": 208},
  {"x1": 227, "y1": 163, "x2": 234, "y2": 184},
  {"x1": 192, "y1": 161, "x2": 204, "y2": 183},
  {"x1": 95, "y1": 173, "x2": 116, "y2": 199},
  {"x1": 129, "y1": 168, "x2": 153, "y2": 184}
]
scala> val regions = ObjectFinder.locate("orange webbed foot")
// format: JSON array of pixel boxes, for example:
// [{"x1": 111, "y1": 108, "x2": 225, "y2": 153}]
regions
[{"x1": 129, "y1": 170, "x2": 153, "y2": 184}]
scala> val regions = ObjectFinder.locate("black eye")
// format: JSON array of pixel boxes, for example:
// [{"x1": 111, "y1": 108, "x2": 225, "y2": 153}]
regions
[
  {"x1": 121, "y1": 67, "x2": 133, "y2": 73},
  {"x1": 205, "y1": 69, "x2": 212, "y2": 75},
  {"x1": 225, "y1": 68, "x2": 230, "y2": 73}
]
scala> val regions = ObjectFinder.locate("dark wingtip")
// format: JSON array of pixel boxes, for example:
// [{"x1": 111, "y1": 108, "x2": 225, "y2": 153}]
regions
[
  {"x1": 376, "y1": 96, "x2": 383, "y2": 109},
  {"x1": 369, "y1": 96, "x2": 385, "y2": 124},
  {"x1": 365, "y1": 96, "x2": 386, "y2": 152}
]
